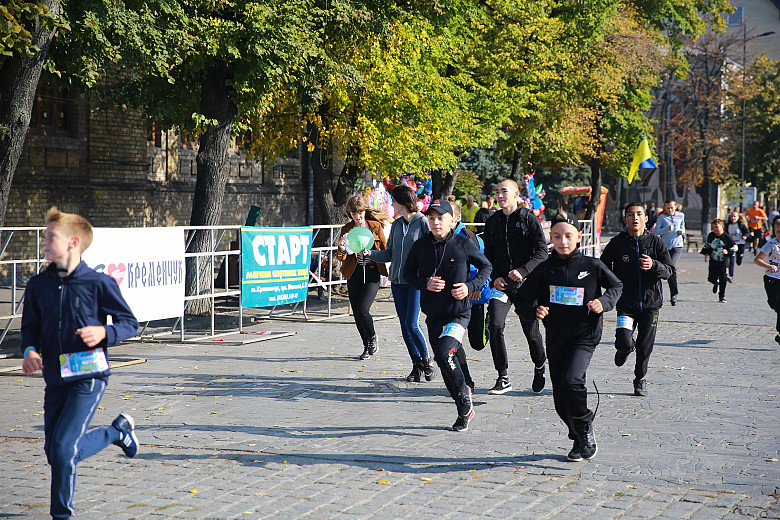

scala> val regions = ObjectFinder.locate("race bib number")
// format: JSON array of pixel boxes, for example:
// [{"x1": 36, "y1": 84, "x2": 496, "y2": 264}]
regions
[
  {"x1": 616, "y1": 315, "x2": 635, "y2": 330},
  {"x1": 439, "y1": 322, "x2": 466, "y2": 342},
  {"x1": 490, "y1": 288, "x2": 509, "y2": 303},
  {"x1": 549, "y1": 285, "x2": 585, "y2": 306},
  {"x1": 59, "y1": 348, "x2": 109, "y2": 380}
]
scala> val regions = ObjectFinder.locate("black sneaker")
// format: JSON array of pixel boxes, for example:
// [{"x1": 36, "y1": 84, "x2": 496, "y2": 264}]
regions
[
  {"x1": 405, "y1": 363, "x2": 422, "y2": 382},
  {"x1": 532, "y1": 366, "x2": 545, "y2": 393},
  {"x1": 712, "y1": 284, "x2": 718, "y2": 294},
  {"x1": 422, "y1": 357, "x2": 436, "y2": 381},
  {"x1": 614, "y1": 349, "x2": 632, "y2": 367},
  {"x1": 112, "y1": 413, "x2": 138, "y2": 458},
  {"x1": 567, "y1": 440, "x2": 583, "y2": 462},
  {"x1": 367, "y1": 336, "x2": 378, "y2": 355},
  {"x1": 359, "y1": 346, "x2": 371, "y2": 360},
  {"x1": 452, "y1": 388, "x2": 474, "y2": 431},
  {"x1": 670, "y1": 295, "x2": 677, "y2": 306},
  {"x1": 487, "y1": 376, "x2": 512, "y2": 395},
  {"x1": 452, "y1": 409, "x2": 475, "y2": 432},
  {"x1": 719, "y1": 297, "x2": 727, "y2": 303},
  {"x1": 633, "y1": 378, "x2": 647, "y2": 396},
  {"x1": 466, "y1": 379, "x2": 476, "y2": 392},
  {"x1": 576, "y1": 423, "x2": 597, "y2": 460},
  {"x1": 775, "y1": 335, "x2": 780, "y2": 346}
]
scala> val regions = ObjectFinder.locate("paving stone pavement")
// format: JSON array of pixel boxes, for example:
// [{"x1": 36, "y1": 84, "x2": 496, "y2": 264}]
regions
[{"x1": 0, "y1": 251, "x2": 778, "y2": 519}]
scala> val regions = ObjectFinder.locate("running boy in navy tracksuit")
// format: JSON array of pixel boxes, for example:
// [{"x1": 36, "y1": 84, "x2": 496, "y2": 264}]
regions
[
  {"x1": 518, "y1": 212, "x2": 622, "y2": 461},
  {"x1": 21, "y1": 207, "x2": 139, "y2": 520},
  {"x1": 404, "y1": 199, "x2": 492, "y2": 431},
  {"x1": 600, "y1": 202, "x2": 674, "y2": 397}
]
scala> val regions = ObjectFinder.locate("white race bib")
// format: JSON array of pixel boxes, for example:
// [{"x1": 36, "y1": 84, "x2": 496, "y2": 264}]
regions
[
  {"x1": 616, "y1": 315, "x2": 635, "y2": 330},
  {"x1": 549, "y1": 285, "x2": 585, "y2": 306},
  {"x1": 59, "y1": 348, "x2": 109, "y2": 381},
  {"x1": 439, "y1": 322, "x2": 466, "y2": 342}
]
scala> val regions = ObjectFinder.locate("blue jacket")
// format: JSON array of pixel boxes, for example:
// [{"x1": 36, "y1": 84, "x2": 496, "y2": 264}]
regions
[
  {"x1": 455, "y1": 222, "x2": 491, "y2": 304},
  {"x1": 21, "y1": 261, "x2": 139, "y2": 388}
]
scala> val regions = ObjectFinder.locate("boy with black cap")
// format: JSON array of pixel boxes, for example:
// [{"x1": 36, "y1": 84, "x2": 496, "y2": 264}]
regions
[
  {"x1": 600, "y1": 202, "x2": 674, "y2": 397},
  {"x1": 403, "y1": 199, "x2": 492, "y2": 431},
  {"x1": 518, "y1": 211, "x2": 622, "y2": 460}
]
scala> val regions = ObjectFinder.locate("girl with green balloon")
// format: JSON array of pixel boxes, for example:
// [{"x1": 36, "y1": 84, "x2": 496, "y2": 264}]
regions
[{"x1": 336, "y1": 196, "x2": 389, "y2": 360}]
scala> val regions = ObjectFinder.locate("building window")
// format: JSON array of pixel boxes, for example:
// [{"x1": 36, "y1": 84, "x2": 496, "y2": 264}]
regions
[{"x1": 30, "y1": 84, "x2": 73, "y2": 137}]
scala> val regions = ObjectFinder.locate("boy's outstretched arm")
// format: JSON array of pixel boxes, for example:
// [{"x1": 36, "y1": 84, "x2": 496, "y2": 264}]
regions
[{"x1": 99, "y1": 279, "x2": 139, "y2": 345}]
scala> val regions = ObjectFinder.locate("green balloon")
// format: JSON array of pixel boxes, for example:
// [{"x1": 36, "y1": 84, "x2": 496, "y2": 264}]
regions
[{"x1": 347, "y1": 227, "x2": 374, "y2": 253}]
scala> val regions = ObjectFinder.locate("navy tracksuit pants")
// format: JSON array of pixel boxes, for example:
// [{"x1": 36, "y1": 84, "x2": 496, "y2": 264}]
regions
[
  {"x1": 425, "y1": 314, "x2": 472, "y2": 416},
  {"x1": 44, "y1": 378, "x2": 121, "y2": 519}
]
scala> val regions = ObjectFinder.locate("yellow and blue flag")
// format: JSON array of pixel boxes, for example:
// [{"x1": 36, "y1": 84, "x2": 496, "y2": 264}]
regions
[{"x1": 627, "y1": 137, "x2": 657, "y2": 184}]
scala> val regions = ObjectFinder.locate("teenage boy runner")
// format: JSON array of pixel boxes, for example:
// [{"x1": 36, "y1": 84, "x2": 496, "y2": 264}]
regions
[
  {"x1": 483, "y1": 179, "x2": 548, "y2": 395},
  {"x1": 654, "y1": 198, "x2": 685, "y2": 305},
  {"x1": 21, "y1": 207, "x2": 139, "y2": 520},
  {"x1": 704, "y1": 219, "x2": 736, "y2": 303},
  {"x1": 403, "y1": 199, "x2": 492, "y2": 431},
  {"x1": 518, "y1": 212, "x2": 622, "y2": 461},
  {"x1": 600, "y1": 202, "x2": 674, "y2": 397},
  {"x1": 754, "y1": 216, "x2": 780, "y2": 345}
]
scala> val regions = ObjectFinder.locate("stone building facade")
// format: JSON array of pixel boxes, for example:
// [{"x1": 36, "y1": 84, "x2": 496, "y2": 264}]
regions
[{"x1": 7, "y1": 88, "x2": 307, "y2": 230}]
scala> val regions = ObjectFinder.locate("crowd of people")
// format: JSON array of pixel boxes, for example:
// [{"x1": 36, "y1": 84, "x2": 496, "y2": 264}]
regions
[{"x1": 18, "y1": 192, "x2": 780, "y2": 519}]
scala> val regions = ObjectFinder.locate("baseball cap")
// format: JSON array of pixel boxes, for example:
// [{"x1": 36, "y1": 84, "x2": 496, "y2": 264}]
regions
[
  {"x1": 425, "y1": 199, "x2": 454, "y2": 216},
  {"x1": 549, "y1": 211, "x2": 580, "y2": 230}
]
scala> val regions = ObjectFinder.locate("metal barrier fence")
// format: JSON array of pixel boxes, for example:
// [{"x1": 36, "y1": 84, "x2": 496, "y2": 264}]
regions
[{"x1": 0, "y1": 217, "x2": 602, "y2": 348}]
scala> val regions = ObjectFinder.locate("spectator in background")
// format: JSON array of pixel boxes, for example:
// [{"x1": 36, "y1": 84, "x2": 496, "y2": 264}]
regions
[
  {"x1": 462, "y1": 195, "x2": 479, "y2": 232},
  {"x1": 768, "y1": 207, "x2": 779, "y2": 226},
  {"x1": 474, "y1": 200, "x2": 495, "y2": 225}
]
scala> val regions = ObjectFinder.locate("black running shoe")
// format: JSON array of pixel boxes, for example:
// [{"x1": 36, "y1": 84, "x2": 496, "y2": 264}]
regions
[
  {"x1": 405, "y1": 363, "x2": 422, "y2": 382},
  {"x1": 775, "y1": 335, "x2": 780, "y2": 346},
  {"x1": 567, "y1": 440, "x2": 583, "y2": 462},
  {"x1": 452, "y1": 409, "x2": 475, "y2": 432},
  {"x1": 367, "y1": 335, "x2": 378, "y2": 355},
  {"x1": 712, "y1": 284, "x2": 718, "y2": 294},
  {"x1": 422, "y1": 357, "x2": 436, "y2": 381},
  {"x1": 633, "y1": 378, "x2": 647, "y2": 396},
  {"x1": 576, "y1": 423, "x2": 597, "y2": 460},
  {"x1": 359, "y1": 346, "x2": 371, "y2": 360},
  {"x1": 719, "y1": 297, "x2": 727, "y2": 303},
  {"x1": 487, "y1": 376, "x2": 512, "y2": 395},
  {"x1": 532, "y1": 366, "x2": 545, "y2": 393}
]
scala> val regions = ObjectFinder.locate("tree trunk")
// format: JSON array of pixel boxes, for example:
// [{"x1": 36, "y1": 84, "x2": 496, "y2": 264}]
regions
[
  {"x1": 185, "y1": 65, "x2": 238, "y2": 315},
  {"x1": 0, "y1": 0, "x2": 60, "y2": 227},
  {"x1": 430, "y1": 169, "x2": 458, "y2": 200},
  {"x1": 584, "y1": 156, "x2": 602, "y2": 220},
  {"x1": 700, "y1": 151, "x2": 712, "y2": 238},
  {"x1": 510, "y1": 149, "x2": 522, "y2": 180}
]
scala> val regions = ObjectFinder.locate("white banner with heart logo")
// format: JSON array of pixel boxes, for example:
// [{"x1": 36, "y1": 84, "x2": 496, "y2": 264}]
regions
[{"x1": 82, "y1": 227, "x2": 185, "y2": 322}]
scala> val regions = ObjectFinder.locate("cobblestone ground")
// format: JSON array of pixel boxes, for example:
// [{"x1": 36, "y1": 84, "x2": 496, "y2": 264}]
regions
[{"x1": 1, "y1": 252, "x2": 778, "y2": 519}]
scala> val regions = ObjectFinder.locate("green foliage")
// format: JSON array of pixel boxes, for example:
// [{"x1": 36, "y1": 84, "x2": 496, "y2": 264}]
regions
[
  {"x1": 452, "y1": 169, "x2": 483, "y2": 203},
  {"x1": 458, "y1": 146, "x2": 511, "y2": 196},
  {"x1": 1, "y1": 1, "x2": 65, "y2": 57},
  {"x1": 743, "y1": 56, "x2": 780, "y2": 196}
]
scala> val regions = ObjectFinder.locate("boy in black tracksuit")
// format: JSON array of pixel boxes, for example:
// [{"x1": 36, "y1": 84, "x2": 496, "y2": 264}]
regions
[
  {"x1": 518, "y1": 212, "x2": 622, "y2": 461},
  {"x1": 704, "y1": 219, "x2": 736, "y2": 303},
  {"x1": 404, "y1": 199, "x2": 492, "y2": 431},
  {"x1": 483, "y1": 179, "x2": 549, "y2": 395},
  {"x1": 600, "y1": 202, "x2": 674, "y2": 397}
]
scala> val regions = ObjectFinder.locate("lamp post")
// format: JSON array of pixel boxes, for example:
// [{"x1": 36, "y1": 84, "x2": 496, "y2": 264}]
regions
[{"x1": 740, "y1": 28, "x2": 776, "y2": 212}]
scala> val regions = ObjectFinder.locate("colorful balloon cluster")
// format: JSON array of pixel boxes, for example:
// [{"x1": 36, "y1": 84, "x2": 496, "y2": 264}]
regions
[
  {"x1": 381, "y1": 176, "x2": 433, "y2": 214},
  {"x1": 521, "y1": 162, "x2": 546, "y2": 221},
  {"x1": 355, "y1": 177, "x2": 394, "y2": 219}
]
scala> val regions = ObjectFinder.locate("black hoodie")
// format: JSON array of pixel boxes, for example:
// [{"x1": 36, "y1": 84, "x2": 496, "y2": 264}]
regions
[
  {"x1": 600, "y1": 230, "x2": 674, "y2": 314},
  {"x1": 483, "y1": 206, "x2": 548, "y2": 282},
  {"x1": 403, "y1": 230, "x2": 492, "y2": 320},
  {"x1": 518, "y1": 250, "x2": 622, "y2": 349}
]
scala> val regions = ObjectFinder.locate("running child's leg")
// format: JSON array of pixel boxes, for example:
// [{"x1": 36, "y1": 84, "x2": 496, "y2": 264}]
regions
[
  {"x1": 634, "y1": 311, "x2": 659, "y2": 382},
  {"x1": 46, "y1": 379, "x2": 117, "y2": 520}
]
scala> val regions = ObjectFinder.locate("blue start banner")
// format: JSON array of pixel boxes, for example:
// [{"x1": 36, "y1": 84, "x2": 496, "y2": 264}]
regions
[{"x1": 241, "y1": 226, "x2": 313, "y2": 308}]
